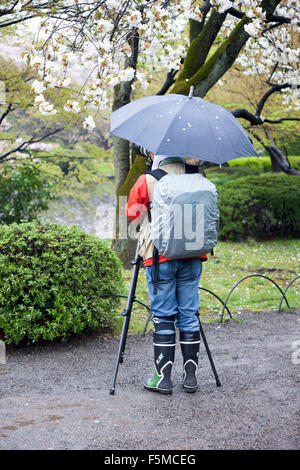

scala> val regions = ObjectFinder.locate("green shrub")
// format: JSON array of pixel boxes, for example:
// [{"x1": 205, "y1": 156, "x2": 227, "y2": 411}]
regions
[
  {"x1": 228, "y1": 156, "x2": 300, "y2": 172},
  {"x1": 206, "y1": 157, "x2": 300, "y2": 188},
  {"x1": 228, "y1": 156, "x2": 270, "y2": 172},
  {"x1": 0, "y1": 221, "x2": 124, "y2": 345},
  {"x1": 218, "y1": 173, "x2": 300, "y2": 241},
  {"x1": 206, "y1": 166, "x2": 252, "y2": 186},
  {"x1": 0, "y1": 163, "x2": 54, "y2": 225}
]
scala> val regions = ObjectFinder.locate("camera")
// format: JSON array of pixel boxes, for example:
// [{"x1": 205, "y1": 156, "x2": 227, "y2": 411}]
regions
[
  {"x1": 133, "y1": 144, "x2": 152, "y2": 158},
  {"x1": 132, "y1": 144, "x2": 153, "y2": 169}
]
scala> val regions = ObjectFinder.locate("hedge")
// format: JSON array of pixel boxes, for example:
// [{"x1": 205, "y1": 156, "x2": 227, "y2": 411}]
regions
[
  {"x1": 0, "y1": 221, "x2": 124, "y2": 345},
  {"x1": 217, "y1": 173, "x2": 300, "y2": 241},
  {"x1": 228, "y1": 156, "x2": 300, "y2": 172}
]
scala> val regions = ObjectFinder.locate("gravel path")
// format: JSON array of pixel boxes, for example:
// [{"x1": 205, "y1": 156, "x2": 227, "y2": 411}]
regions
[{"x1": 0, "y1": 310, "x2": 299, "y2": 450}]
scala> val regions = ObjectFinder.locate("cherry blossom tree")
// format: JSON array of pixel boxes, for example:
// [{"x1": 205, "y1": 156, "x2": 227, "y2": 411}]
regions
[
  {"x1": 19, "y1": 1, "x2": 201, "y2": 180},
  {"x1": 0, "y1": 56, "x2": 68, "y2": 166},
  {"x1": 206, "y1": 62, "x2": 300, "y2": 174},
  {"x1": 11, "y1": 0, "x2": 298, "y2": 259},
  {"x1": 18, "y1": 1, "x2": 299, "y2": 181},
  {"x1": 0, "y1": 1, "x2": 78, "y2": 165}
]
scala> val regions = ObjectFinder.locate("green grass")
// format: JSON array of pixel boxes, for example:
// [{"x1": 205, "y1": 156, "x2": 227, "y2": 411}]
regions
[{"x1": 113, "y1": 239, "x2": 299, "y2": 335}]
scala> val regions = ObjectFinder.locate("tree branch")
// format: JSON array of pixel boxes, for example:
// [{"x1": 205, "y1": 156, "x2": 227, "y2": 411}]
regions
[
  {"x1": 156, "y1": 69, "x2": 179, "y2": 96},
  {"x1": 189, "y1": 0, "x2": 211, "y2": 42},
  {"x1": 232, "y1": 109, "x2": 300, "y2": 126},
  {"x1": 227, "y1": 7, "x2": 244, "y2": 19},
  {"x1": 0, "y1": 102, "x2": 14, "y2": 126},
  {"x1": 0, "y1": 127, "x2": 64, "y2": 163},
  {"x1": 232, "y1": 109, "x2": 263, "y2": 125},
  {"x1": 228, "y1": 6, "x2": 292, "y2": 26},
  {"x1": 256, "y1": 83, "x2": 291, "y2": 116},
  {"x1": 0, "y1": 14, "x2": 37, "y2": 28},
  {"x1": 264, "y1": 117, "x2": 300, "y2": 124}
]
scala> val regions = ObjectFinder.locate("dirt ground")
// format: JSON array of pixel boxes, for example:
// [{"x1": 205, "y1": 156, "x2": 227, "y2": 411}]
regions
[{"x1": 0, "y1": 309, "x2": 299, "y2": 450}]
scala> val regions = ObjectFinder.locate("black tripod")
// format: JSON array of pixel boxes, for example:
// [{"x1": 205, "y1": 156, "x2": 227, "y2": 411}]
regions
[{"x1": 110, "y1": 243, "x2": 221, "y2": 395}]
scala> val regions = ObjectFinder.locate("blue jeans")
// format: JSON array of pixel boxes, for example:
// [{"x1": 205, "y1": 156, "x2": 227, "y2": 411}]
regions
[{"x1": 145, "y1": 259, "x2": 202, "y2": 334}]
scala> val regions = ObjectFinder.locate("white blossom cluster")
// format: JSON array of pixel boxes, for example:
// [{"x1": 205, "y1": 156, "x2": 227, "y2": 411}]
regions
[
  {"x1": 20, "y1": 0, "x2": 300, "y2": 126},
  {"x1": 233, "y1": 0, "x2": 300, "y2": 110},
  {"x1": 20, "y1": 0, "x2": 201, "y2": 127}
]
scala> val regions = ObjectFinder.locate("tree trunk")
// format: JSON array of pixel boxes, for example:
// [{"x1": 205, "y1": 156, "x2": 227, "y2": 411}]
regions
[
  {"x1": 111, "y1": 85, "x2": 134, "y2": 265},
  {"x1": 174, "y1": 10, "x2": 227, "y2": 87},
  {"x1": 171, "y1": 0, "x2": 281, "y2": 97},
  {"x1": 112, "y1": 155, "x2": 148, "y2": 267},
  {"x1": 110, "y1": 31, "x2": 141, "y2": 264},
  {"x1": 264, "y1": 143, "x2": 300, "y2": 175},
  {"x1": 172, "y1": 14, "x2": 250, "y2": 97}
]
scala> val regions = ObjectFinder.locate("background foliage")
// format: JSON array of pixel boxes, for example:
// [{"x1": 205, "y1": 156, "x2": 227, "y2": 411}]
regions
[
  {"x1": 217, "y1": 173, "x2": 300, "y2": 241},
  {"x1": 0, "y1": 163, "x2": 54, "y2": 224}
]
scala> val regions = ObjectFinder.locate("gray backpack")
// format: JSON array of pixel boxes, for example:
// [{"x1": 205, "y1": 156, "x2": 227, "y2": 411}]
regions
[
  {"x1": 148, "y1": 168, "x2": 219, "y2": 261},
  {"x1": 147, "y1": 167, "x2": 219, "y2": 294}
]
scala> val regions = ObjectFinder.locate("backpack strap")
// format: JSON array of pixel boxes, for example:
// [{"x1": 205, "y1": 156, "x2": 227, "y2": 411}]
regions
[
  {"x1": 148, "y1": 164, "x2": 200, "y2": 176},
  {"x1": 145, "y1": 169, "x2": 167, "y2": 223},
  {"x1": 151, "y1": 246, "x2": 160, "y2": 295},
  {"x1": 146, "y1": 168, "x2": 168, "y2": 180}
]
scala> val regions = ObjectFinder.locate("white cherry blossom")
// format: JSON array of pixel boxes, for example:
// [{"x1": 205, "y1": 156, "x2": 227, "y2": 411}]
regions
[
  {"x1": 17, "y1": 0, "x2": 299, "y2": 125},
  {"x1": 83, "y1": 115, "x2": 96, "y2": 130}
]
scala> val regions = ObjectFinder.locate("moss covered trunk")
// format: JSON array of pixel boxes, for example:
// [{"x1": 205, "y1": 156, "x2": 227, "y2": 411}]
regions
[
  {"x1": 112, "y1": 155, "x2": 147, "y2": 267},
  {"x1": 171, "y1": 0, "x2": 281, "y2": 98}
]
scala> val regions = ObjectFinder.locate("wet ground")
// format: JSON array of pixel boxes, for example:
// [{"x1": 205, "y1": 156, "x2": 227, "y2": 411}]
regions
[{"x1": 0, "y1": 310, "x2": 299, "y2": 450}]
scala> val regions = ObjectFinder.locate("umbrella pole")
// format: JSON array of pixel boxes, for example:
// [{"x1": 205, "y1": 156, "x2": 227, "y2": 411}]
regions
[{"x1": 110, "y1": 243, "x2": 141, "y2": 395}]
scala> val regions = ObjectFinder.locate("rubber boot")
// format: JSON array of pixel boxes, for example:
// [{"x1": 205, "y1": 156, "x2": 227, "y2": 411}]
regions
[
  {"x1": 144, "y1": 333, "x2": 175, "y2": 395},
  {"x1": 180, "y1": 330, "x2": 200, "y2": 393}
]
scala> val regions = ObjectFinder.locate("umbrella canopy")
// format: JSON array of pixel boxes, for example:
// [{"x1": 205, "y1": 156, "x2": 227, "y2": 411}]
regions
[{"x1": 110, "y1": 88, "x2": 258, "y2": 164}]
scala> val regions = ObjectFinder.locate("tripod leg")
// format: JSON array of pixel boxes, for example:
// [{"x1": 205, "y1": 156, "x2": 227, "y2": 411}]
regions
[
  {"x1": 199, "y1": 321, "x2": 221, "y2": 387},
  {"x1": 110, "y1": 312, "x2": 131, "y2": 395},
  {"x1": 110, "y1": 243, "x2": 141, "y2": 395},
  {"x1": 142, "y1": 310, "x2": 152, "y2": 336}
]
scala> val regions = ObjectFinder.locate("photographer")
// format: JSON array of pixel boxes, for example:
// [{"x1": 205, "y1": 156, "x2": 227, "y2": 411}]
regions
[{"x1": 126, "y1": 149, "x2": 208, "y2": 395}]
